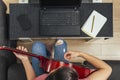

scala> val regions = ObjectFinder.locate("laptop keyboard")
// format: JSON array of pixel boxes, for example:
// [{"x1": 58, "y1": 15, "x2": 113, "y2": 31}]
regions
[{"x1": 40, "y1": 10, "x2": 80, "y2": 26}]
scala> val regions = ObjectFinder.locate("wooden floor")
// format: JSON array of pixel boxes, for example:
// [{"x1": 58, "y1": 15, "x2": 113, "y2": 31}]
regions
[{"x1": 4, "y1": 0, "x2": 120, "y2": 61}]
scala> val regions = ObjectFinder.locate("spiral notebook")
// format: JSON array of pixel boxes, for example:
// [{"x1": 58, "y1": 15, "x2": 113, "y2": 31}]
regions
[{"x1": 81, "y1": 10, "x2": 107, "y2": 38}]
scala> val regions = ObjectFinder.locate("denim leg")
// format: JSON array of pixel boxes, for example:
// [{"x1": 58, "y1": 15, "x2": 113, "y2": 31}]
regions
[
  {"x1": 31, "y1": 42, "x2": 47, "y2": 76},
  {"x1": 54, "y1": 39, "x2": 68, "y2": 63}
]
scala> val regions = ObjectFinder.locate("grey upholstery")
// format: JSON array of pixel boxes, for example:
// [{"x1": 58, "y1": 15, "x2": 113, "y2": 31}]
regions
[
  {"x1": 105, "y1": 61, "x2": 120, "y2": 80},
  {"x1": 0, "y1": 0, "x2": 17, "y2": 46},
  {"x1": 0, "y1": 52, "x2": 26, "y2": 80},
  {"x1": 0, "y1": 56, "x2": 7, "y2": 80},
  {"x1": 8, "y1": 63, "x2": 27, "y2": 80},
  {"x1": 85, "y1": 60, "x2": 120, "y2": 80},
  {"x1": 0, "y1": 5, "x2": 25, "y2": 77},
  {"x1": 0, "y1": 0, "x2": 7, "y2": 45}
]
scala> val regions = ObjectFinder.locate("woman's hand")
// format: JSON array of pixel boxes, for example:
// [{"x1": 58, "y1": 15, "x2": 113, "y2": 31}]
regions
[
  {"x1": 64, "y1": 51, "x2": 81, "y2": 61},
  {"x1": 14, "y1": 46, "x2": 29, "y2": 62},
  {"x1": 14, "y1": 46, "x2": 36, "y2": 80},
  {"x1": 0, "y1": 46, "x2": 6, "y2": 49}
]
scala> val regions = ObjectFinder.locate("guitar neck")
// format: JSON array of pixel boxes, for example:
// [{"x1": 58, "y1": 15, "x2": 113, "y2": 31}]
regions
[{"x1": 0, "y1": 46, "x2": 41, "y2": 59}]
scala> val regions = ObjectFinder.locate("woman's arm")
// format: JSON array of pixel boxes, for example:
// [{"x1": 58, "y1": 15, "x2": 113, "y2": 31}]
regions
[
  {"x1": 22, "y1": 58, "x2": 36, "y2": 80},
  {"x1": 14, "y1": 46, "x2": 36, "y2": 80},
  {"x1": 64, "y1": 51, "x2": 112, "y2": 80}
]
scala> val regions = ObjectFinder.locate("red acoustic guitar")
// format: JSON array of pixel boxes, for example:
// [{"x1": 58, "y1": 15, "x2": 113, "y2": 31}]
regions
[{"x1": 0, "y1": 46, "x2": 92, "y2": 79}]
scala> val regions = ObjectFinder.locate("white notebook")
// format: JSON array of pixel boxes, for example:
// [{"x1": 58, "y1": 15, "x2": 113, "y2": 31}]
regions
[{"x1": 81, "y1": 10, "x2": 107, "y2": 38}]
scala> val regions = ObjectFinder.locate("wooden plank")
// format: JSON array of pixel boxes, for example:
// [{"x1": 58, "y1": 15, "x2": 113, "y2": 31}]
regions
[
  {"x1": 66, "y1": 40, "x2": 102, "y2": 56},
  {"x1": 113, "y1": 20, "x2": 120, "y2": 32},
  {"x1": 102, "y1": 44, "x2": 120, "y2": 56}
]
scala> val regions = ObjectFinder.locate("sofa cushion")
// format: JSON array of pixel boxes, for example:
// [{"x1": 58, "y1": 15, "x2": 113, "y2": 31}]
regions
[
  {"x1": 84, "y1": 60, "x2": 120, "y2": 80},
  {"x1": 0, "y1": 56, "x2": 7, "y2": 80},
  {"x1": 0, "y1": 50, "x2": 16, "y2": 66},
  {"x1": 0, "y1": 0, "x2": 7, "y2": 45},
  {"x1": 8, "y1": 63, "x2": 27, "y2": 80},
  {"x1": 105, "y1": 60, "x2": 120, "y2": 80}
]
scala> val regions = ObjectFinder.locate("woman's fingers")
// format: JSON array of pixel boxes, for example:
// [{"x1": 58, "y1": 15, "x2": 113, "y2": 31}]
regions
[
  {"x1": 16, "y1": 46, "x2": 27, "y2": 51},
  {"x1": 22, "y1": 46, "x2": 24, "y2": 50},
  {"x1": 24, "y1": 48, "x2": 28, "y2": 52},
  {"x1": 64, "y1": 52, "x2": 72, "y2": 61},
  {"x1": 64, "y1": 51, "x2": 80, "y2": 61},
  {"x1": 0, "y1": 46, "x2": 4, "y2": 48},
  {"x1": 13, "y1": 46, "x2": 29, "y2": 61},
  {"x1": 14, "y1": 46, "x2": 28, "y2": 55}
]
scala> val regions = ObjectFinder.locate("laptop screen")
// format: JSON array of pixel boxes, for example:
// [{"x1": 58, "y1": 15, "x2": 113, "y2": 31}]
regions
[{"x1": 40, "y1": 0, "x2": 81, "y2": 7}]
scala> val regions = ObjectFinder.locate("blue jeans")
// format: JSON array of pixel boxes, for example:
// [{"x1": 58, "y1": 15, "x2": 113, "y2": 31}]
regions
[{"x1": 31, "y1": 40, "x2": 68, "y2": 76}]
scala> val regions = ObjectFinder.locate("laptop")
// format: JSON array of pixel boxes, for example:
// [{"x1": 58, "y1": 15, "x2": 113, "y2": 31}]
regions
[{"x1": 39, "y1": 0, "x2": 82, "y2": 36}]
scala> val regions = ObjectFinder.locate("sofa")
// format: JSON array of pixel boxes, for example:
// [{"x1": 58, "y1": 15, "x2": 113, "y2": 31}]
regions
[
  {"x1": 0, "y1": 0, "x2": 120, "y2": 80},
  {"x1": 0, "y1": 1, "x2": 26, "y2": 80},
  {"x1": 85, "y1": 61, "x2": 120, "y2": 80}
]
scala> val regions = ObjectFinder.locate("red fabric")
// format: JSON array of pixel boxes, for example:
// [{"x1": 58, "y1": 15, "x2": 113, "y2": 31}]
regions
[
  {"x1": 34, "y1": 74, "x2": 89, "y2": 80},
  {"x1": 40, "y1": 58, "x2": 92, "y2": 79}
]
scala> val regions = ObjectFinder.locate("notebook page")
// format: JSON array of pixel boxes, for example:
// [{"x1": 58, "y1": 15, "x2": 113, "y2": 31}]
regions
[{"x1": 81, "y1": 10, "x2": 107, "y2": 38}]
